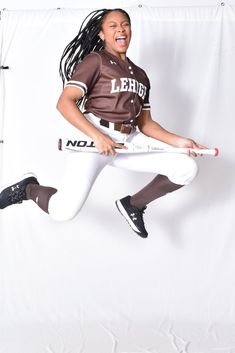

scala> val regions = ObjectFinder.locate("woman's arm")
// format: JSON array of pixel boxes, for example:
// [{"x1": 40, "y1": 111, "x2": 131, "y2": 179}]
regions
[
  {"x1": 56, "y1": 86, "x2": 125, "y2": 155},
  {"x1": 137, "y1": 110, "x2": 206, "y2": 153}
]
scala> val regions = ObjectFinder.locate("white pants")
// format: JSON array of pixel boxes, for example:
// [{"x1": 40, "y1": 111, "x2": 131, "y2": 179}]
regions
[{"x1": 48, "y1": 113, "x2": 198, "y2": 221}]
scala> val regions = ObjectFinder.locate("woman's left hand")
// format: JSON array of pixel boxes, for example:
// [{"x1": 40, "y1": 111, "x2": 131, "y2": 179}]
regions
[{"x1": 174, "y1": 137, "x2": 208, "y2": 157}]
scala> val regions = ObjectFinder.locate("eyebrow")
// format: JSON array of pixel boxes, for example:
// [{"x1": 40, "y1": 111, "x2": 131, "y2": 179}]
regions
[{"x1": 107, "y1": 20, "x2": 130, "y2": 24}]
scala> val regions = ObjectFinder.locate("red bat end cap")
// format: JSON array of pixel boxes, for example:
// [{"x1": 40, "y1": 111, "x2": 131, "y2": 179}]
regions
[{"x1": 214, "y1": 148, "x2": 219, "y2": 156}]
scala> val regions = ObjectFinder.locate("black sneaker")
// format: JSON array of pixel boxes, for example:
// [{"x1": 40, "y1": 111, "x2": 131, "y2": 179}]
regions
[
  {"x1": 115, "y1": 195, "x2": 148, "y2": 238},
  {"x1": 0, "y1": 173, "x2": 39, "y2": 209}
]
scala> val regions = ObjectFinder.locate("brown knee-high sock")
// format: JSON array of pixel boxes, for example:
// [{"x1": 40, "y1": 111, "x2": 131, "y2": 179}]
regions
[
  {"x1": 26, "y1": 183, "x2": 57, "y2": 213},
  {"x1": 130, "y1": 175, "x2": 183, "y2": 209}
]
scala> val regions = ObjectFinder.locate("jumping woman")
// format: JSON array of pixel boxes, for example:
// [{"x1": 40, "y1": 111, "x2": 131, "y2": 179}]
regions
[{"x1": 0, "y1": 8, "x2": 206, "y2": 238}]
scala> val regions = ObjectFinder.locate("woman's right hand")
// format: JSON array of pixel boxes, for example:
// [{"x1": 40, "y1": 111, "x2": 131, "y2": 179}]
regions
[
  {"x1": 93, "y1": 133, "x2": 127, "y2": 156},
  {"x1": 56, "y1": 87, "x2": 127, "y2": 156}
]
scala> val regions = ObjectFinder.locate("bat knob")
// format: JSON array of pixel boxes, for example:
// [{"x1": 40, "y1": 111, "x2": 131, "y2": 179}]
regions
[
  {"x1": 58, "y1": 138, "x2": 62, "y2": 151},
  {"x1": 214, "y1": 148, "x2": 219, "y2": 156}
]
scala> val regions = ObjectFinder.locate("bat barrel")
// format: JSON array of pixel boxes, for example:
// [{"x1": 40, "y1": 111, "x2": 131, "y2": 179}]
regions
[
  {"x1": 189, "y1": 148, "x2": 219, "y2": 156},
  {"x1": 203, "y1": 148, "x2": 219, "y2": 156}
]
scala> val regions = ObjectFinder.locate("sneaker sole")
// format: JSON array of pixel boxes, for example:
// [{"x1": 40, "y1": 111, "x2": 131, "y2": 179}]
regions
[
  {"x1": 0, "y1": 172, "x2": 38, "y2": 194},
  {"x1": 115, "y1": 199, "x2": 148, "y2": 238}
]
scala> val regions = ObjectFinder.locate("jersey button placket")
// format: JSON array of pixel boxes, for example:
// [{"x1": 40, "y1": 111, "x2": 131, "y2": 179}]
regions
[
  {"x1": 129, "y1": 95, "x2": 135, "y2": 118},
  {"x1": 127, "y1": 64, "x2": 136, "y2": 116}
]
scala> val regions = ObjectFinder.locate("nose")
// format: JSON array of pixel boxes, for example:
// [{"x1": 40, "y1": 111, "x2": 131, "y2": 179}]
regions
[{"x1": 117, "y1": 24, "x2": 125, "y2": 32}]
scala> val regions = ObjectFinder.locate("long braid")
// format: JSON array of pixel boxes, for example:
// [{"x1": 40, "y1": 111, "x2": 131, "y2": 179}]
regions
[
  {"x1": 59, "y1": 8, "x2": 131, "y2": 108},
  {"x1": 59, "y1": 9, "x2": 109, "y2": 87}
]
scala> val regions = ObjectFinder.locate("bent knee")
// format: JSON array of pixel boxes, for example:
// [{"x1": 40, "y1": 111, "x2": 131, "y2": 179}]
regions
[
  {"x1": 48, "y1": 194, "x2": 85, "y2": 222},
  {"x1": 47, "y1": 179, "x2": 92, "y2": 221},
  {"x1": 169, "y1": 155, "x2": 198, "y2": 185},
  {"x1": 184, "y1": 157, "x2": 198, "y2": 184}
]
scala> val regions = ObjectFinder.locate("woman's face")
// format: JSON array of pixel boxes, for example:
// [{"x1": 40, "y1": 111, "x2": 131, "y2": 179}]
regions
[{"x1": 99, "y1": 11, "x2": 132, "y2": 60}]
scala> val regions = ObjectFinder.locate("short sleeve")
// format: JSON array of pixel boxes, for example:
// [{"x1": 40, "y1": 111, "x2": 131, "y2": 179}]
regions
[
  {"x1": 65, "y1": 52, "x2": 101, "y2": 97},
  {"x1": 142, "y1": 73, "x2": 151, "y2": 111}
]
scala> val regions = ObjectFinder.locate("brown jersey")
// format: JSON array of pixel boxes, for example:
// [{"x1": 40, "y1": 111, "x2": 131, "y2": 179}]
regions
[{"x1": 66, "y1": 49, "x2": 151, "y2": 123}]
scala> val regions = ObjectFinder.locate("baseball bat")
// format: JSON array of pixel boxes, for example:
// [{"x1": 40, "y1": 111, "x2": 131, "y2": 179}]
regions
[{"x1": 58, "y1": 138, "x2": 219, "y2": 156}]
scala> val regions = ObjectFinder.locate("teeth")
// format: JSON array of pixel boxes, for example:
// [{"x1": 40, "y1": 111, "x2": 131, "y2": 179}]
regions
[{"x1": 116, "y1": 36, "x2": 126, "y2": 40}]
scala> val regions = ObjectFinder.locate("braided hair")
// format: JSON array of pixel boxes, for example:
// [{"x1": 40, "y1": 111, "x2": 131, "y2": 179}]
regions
[{"x1": 59, "y1": 8, "x2": 131, "y2": 89}]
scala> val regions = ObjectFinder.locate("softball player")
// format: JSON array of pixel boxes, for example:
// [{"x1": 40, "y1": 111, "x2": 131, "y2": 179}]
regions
[{"x1": 0, "y1": 8, "x2": 206, "y2": 238}]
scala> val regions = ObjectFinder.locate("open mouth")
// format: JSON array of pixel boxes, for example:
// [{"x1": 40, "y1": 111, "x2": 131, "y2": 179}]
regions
[{"x1": 115, "y1": 36, "x2": 127, "y2": 45}]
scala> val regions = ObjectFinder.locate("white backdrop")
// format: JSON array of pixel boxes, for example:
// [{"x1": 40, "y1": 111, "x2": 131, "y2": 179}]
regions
[
  {"x1": 2, "y1": 0, "x2": 235, "y2": 9},
  {"x1": 0, "y1": 3, "x2": 235, "y2": 353}
]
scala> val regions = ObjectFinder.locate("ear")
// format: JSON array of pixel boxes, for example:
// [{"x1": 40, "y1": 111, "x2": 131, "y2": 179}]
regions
[{"x1": 99, "y1": 30, "x2": 105, "y2": 41}]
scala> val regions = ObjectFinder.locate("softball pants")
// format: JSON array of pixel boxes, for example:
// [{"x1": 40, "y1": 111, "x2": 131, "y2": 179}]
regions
[{"x1": 47, "y1": 113, "x2": 198, "y2": 221}]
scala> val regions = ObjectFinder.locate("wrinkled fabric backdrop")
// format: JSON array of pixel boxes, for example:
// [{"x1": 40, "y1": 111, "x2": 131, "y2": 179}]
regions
[{"x1": 0, "y1": 4, "x2": 235, "y2": 353}]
